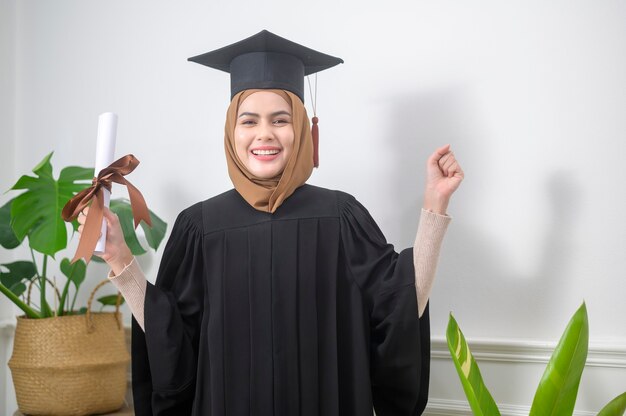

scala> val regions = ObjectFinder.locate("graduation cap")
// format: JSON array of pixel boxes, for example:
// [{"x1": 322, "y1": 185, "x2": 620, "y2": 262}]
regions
[
  {"x1": 188, "y1": 30, "x2": 342, "y2": 167},
  {"x1": 187, "y1": 30, "x2": 343, "y2": 102}
]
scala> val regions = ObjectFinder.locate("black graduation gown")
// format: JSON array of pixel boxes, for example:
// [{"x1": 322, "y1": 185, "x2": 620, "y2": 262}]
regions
[{"x1": 131, "y1": 184, "x2": 430, "y2": 416}]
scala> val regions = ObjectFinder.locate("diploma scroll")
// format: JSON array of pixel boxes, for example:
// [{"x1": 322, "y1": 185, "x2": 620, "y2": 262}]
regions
[{"x1": 93, "y1": 112, "x2": 118, "y2": 255}]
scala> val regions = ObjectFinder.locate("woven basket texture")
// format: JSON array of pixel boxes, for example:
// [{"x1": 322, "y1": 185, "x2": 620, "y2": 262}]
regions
[{"x1": 8, "y1": 312, "x2": 130, "y2": 416}]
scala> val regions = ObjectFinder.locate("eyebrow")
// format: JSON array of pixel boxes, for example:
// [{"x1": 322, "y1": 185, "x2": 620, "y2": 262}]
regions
[{"x1": 238, "y1": 110, "x2": 292, "y2": 118}]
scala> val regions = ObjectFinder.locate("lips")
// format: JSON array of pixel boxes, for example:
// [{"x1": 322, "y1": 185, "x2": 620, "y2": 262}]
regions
[
  {"x1": 251, "y1": 146, "x2": 281, "y2": 161},
  {"x1": 252, "y1": 149, "x2": 280, "y2": 155}
]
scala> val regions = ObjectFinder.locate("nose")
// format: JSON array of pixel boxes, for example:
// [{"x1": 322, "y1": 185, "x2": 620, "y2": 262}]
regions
[{"x1": 256, "y1": 120, "x2": 275, "y2": 141}]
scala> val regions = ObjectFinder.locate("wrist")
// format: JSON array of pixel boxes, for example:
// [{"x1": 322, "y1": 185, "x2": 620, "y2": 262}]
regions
[
  {"x1": 108, "y1": 250, "x2": 134, "y2": 276},
  {"x1": 423, "y1": 192, "x2": 450, "y2": 215}
]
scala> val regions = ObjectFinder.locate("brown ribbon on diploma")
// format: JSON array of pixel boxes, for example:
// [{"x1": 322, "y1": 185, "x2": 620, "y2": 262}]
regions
[{"x1": 62, "y1": 154, "x2": 152, "y2": 264}]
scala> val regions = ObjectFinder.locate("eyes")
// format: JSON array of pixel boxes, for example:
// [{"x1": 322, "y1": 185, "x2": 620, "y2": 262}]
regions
[{"x1": 238, "y1": 117, "x2": 291, "y2": 127}]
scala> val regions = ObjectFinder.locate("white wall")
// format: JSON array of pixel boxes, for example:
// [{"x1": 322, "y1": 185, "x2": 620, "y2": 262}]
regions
[
  {"x1": 1, "y1": 0, "x2": 625, "y2": 414},
  {"x1": 0, "y1": 0, "x2": 18, "y2": 413}
]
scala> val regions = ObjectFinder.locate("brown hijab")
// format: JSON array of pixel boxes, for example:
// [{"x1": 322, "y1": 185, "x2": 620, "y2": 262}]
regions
[{"x1": 224, "y1": 89, "x2": 314, "y2": 213}]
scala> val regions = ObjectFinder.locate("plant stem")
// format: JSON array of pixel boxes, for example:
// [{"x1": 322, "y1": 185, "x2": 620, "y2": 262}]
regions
[
  {"x1": 0, "y1": 282, "x2": 40, "y2": 318},
  {"x1": 28, "y1": 248, "x2": 43, "y2": 316},
  {"x1": 57, "y1": 279, "x2": 71, "y2": 317},
  {"x1": 40, "y1": 255, "x2": 52, "y2": 317},
  {"x1": 71, "y1": 288, "x2": 78, "y2": 313},
  {"x1": 29, "y1": 248, "x2": 40, "y2": 277}
]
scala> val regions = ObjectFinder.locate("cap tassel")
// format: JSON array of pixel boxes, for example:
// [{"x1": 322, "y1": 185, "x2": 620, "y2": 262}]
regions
[{"x1": 312, "y1": 116, "x2": 319, "y2": 168}]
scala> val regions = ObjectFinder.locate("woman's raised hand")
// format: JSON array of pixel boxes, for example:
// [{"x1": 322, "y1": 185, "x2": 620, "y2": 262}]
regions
[
  {"x1": 423, "y1": 144, "x2": 464, "y2": 215},
  {"x1": 77, "y1": 207, "x2": 134, "y2": 275}
]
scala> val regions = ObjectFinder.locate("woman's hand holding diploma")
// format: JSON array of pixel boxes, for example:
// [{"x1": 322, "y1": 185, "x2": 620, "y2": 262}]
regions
[
  {"x1": 77, "y1": 207, "x2": 134, "y2": 276},
  {"x1": 423, "y1": 144, "x2": 464, "y2": 215}
]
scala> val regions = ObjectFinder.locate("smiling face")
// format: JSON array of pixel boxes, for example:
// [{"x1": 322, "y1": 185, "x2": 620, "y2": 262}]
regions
[{"x1": 234, "y1": 91, "x2": 295, "y2": 179}]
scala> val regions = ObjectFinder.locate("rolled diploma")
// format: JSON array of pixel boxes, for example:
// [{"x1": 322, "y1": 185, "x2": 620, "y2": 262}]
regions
[{"x1": 93, "y1": 112, "x2": 118, "y2": 255}]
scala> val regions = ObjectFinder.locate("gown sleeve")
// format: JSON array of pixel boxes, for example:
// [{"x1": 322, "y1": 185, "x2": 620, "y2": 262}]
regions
[
  {"x1": 131, "y1": 208, "x2": 205, "y2": 416},
  {"x1": 339, "y1": 195, "x2": 430, "y2": 416}
]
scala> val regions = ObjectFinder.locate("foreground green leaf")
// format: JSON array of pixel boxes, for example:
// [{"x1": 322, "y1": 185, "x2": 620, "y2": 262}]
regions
[
  {"x1": 529, "y1": 303, "x2": 589, "y2": 416},
  {"x1": 110, "y1": 199, "x2": 145, "y2": 255},
  {"x1": 0, "y1": 200, "x2": 21, "y2": 249},
  {"x1": 597, "y1": 392, "x2": 626, "y2": 416},
  {"x1": 58, "y1": 258, "x2": 87, "y2": 316},
  {"x1": 97, "y1": 294, "x2": 125, "y2": 307},
  {"x1": 0, "y1": 261, "x2": 40, "y2": 318},
  {"x1": 60, "y1": 257, "x2": 86, "y2": 288},
  {"x1": 9, "y1": 152, "x2": 93, "y2": 256},
  {"x1": 0, "y1": 261, "x2": 37, "y2": 297},
  {"x1": 141, "y1": 208, "x2": 167, "y2": 251},
  {"x1": 447, "y1": 313, "x2": 501, "y2": 416},
  {"x1": 110, "y1": 198, "x2": 166, "y2": 255}
]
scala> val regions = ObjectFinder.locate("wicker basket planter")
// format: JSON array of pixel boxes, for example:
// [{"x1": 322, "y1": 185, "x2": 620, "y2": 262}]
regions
[{"x1": 7, "y1": 279, "x2": 130, "y2": 416}]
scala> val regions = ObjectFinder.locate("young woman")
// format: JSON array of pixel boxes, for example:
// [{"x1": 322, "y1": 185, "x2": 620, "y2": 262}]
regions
[{"x1": 78, "y1": 31, "x2": 463, "y2": 416}]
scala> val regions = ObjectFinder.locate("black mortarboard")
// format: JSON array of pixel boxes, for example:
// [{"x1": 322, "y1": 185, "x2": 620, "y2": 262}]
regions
[{"x1": 187, "y1": 30, "x2": 343, "y2": 102}]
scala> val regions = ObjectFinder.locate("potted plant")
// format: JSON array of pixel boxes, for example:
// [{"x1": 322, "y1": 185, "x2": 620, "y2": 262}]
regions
[
  {"x1": 0, "y1": 152, "x2": 166, "y2": 415},
  {"x1": 446, "y1": 302, "x2": 626, "y2": 415}
]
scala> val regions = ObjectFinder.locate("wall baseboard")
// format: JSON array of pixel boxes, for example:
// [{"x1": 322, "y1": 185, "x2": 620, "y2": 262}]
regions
[
  {"x1": 431, "y1": 336, "x2": 626, "y2": 368},
  {"x1": 424, "y1": 398, "x2": 597, "y2": 416}
]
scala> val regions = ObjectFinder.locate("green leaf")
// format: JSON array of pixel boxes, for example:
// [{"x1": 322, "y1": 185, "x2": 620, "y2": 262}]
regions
[
  {"x1": 529, "y1": 302, "x2": 589, "y2": 416},
  {"x1": 0, "y1": 199, "x2": 22, "y2": 249},
  {"x1": 9, "y1": 153, "x2": 93, "y2": 256},
  {"x1": 109, "y1": 199, "x2": 146, "y2": 255},
  {"x1": 10, "y1": 282, "x2": 27, "y2": 298},
  {"x1": 57, "y1": 257, "x2": 87, "y2": 316},
  {"x1": 31, "y1": 152, "x2": 54, "y2": 178},
  {"x1": 0, "y1": 279, "x2": 40, "y2": 318},
  {"x1": 109, "y1": 199, "x2": 167, "y2": 254},
  {"x1": 446, "y1": 313, "x2": 501, "y2": 416},
  {"x1": 597, "y1": 392, "x2": 626, "y2": 416},
  {"x1": 59, "y1": 166, "x2": 95, "y2": 185},
  {"x1": 97, "y1": 294, "x2": 125, "y2": 306},
  {"x1": 141, "y1": 209, "x2": 167, "y2": 251},
  {"x1": 0, "y1": 261, "x2": 37, "y2": 297},
  {"x1": 58, "y1": 166, "x2": 95, "y2": 210},
  {"x1": 109, "y1": 199, "x2": 157, "y2": 256},
  {"x1": 59, "y1": 257, "x2": 86, "y2": 288}
]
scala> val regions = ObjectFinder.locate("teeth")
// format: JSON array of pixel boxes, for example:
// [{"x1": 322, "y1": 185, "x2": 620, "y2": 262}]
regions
[{"x1": 253, "y1": 149, "x2": 279, "y2": 155}]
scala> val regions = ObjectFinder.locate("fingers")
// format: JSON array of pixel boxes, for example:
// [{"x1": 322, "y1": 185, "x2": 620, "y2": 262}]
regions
[
  {"x1": 439, "y1": 152, "x2": 456, "y2": 177},
  {"x1": 102, "y1": 207, "x2": 119, "y2": 227},
  {"x1": 435, "y1": 143, "x2": 451, "y2": 156},
  {"x1": 77, "y1": 207, "x2": 89, "y2": 225},
  {"x1": 76, "y1": 224, "x2": 102, "y2": 239},
  {"x1": 443, "y1": 157, "x2": 464, "y2": 178},
  {"x1": 77, "y1": 206, "x2": 119, "y2": 236},
  {"x1": 428, "y1": 144, "x2": 452, "y2": 165},
  {"x1": 445, "y1": 160, "x2": 465, "y2": 180},
  {"x1": 433, "y1": 146, "x2": 464, "y2": 179}
]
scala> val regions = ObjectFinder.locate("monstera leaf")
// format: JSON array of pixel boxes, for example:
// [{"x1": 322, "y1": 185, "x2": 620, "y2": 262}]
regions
[
  {"x1": 0, "y1": 261, "x2": 37, "y2": 297},
  {"x1": 57, "y1": 257, "x2": 87, "y2": 315},
  {"x1": 529, "y1": 303, "x2": 589, "y2": 416},
  {"x1": 9, "y1": 152, "x2": 93, "y2": 256},
  {"x1": 109, "y1": 198, "x2": 167, "y2": 256},
  {"x1": 0, "y1": 200, "x2": 21, "y2": 249},
  {"x1": 0, "y1": 260, "x2": 39, "y2": 318},
  {"x1": 447, "y1": 313, "x2": 501, "y2": 416}
]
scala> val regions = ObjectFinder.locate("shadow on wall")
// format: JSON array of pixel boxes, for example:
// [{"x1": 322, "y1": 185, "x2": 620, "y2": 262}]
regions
[{"x1": 384, "y1": 87, "x2": 582, "y2": 340}]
